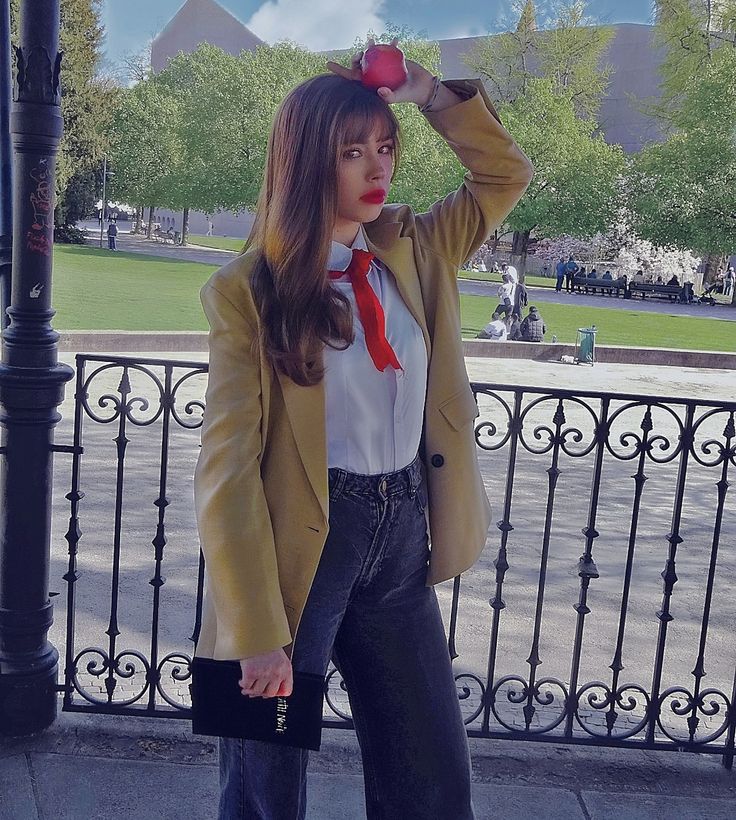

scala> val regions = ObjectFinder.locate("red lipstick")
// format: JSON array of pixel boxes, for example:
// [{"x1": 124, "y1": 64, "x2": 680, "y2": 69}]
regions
[{"x1": 360, "y1": 189, "x2": 386, "y2": 204}]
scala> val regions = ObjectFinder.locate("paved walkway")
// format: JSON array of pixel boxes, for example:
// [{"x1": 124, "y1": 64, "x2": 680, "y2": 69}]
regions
[
  {"x1": 460, "y1": 278, "x2": 736, "y2": 321},
  {"x1": 82, "y1": 223, "x2": 237, "y2": 267},
  {"x1": 2, "y1": 710, "x2": 735, "y2": 819}
]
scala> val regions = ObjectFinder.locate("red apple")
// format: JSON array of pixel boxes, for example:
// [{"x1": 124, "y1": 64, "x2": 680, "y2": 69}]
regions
[{"x1": 360, "y1": 44, "x2": 408, "y2": 91}]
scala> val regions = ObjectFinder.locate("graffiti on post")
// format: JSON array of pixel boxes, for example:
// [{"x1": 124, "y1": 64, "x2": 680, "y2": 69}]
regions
[{"x1": 26, "y1": 159, "x2": 53, "y2": 256}]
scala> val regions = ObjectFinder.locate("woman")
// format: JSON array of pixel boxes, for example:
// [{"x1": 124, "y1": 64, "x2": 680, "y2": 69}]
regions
[{"x1": 194, "y1": 40, "x2": 533, "y2": 820}]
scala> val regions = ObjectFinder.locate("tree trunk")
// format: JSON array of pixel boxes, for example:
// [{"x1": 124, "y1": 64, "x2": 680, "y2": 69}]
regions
[
  {"x1": 701, "y1": 252, "x2": 725, "y2": 285},
  {"x1": 490, "y1": 229, "x2": 499, "y2": 255},
  {"x1": 510, "y1": 229, "x2": 532, "y2": 281},
  {"x1": 146, "y1": 206, "x2": 154, "y2": 239},
  {"x1": 181, "y1": 207, "x2": 189, "y2": 246}
]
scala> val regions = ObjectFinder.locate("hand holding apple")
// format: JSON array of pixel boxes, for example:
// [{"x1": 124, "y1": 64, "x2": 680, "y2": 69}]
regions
[
  {"x1": 360, "y1": 42, "x2": 408, "y2": 91},
  {"x1": 326, "y1": 38, "x2": 436, "y2": 107}
]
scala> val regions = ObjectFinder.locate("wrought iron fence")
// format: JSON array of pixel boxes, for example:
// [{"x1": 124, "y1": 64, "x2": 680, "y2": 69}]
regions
[{"x1": 58, "y1": 355, "x2": 736, "y2": 765}]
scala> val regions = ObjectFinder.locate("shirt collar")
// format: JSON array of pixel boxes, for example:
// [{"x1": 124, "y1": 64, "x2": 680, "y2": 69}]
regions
[{"x1": 327, "y1": 225, "x2": 369, "y2": 273}]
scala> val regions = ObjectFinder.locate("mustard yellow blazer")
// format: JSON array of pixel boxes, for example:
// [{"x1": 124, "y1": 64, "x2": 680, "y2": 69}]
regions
[{"x1": 194, "y1": 80, "x2": 534, "y2": 662}]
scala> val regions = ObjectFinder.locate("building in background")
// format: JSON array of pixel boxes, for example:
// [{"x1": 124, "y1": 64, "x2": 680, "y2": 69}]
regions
[{"x1": 150, "y1": 0, "x2": 666, "y2": 239}]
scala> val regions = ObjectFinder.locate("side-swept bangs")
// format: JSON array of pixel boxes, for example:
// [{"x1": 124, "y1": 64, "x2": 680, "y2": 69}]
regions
[{"x1": 336, "y1": 94, "x2": 401, "y2": 176}]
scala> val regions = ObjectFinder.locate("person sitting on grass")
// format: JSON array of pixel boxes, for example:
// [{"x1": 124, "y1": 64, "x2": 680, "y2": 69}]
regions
[
  {"x1": 477, "y1": 311, "x2": 508, "y2": 341},
  {"x1": 520, "y1": 305, "x2": 546, "y2": 342},
  {"x1": 506, "y1": 312, "x2": 522, "y2": 341}
]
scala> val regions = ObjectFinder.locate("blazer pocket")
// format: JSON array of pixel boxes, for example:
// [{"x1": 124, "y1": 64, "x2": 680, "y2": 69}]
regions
[{"x1": 438, "y1": 388, "x2": 479, "y2": 431}]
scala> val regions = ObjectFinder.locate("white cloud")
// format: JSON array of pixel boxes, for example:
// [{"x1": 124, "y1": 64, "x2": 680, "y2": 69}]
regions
[{"x1": 246, "y1": 0, "x2": 388, "y2": 51}]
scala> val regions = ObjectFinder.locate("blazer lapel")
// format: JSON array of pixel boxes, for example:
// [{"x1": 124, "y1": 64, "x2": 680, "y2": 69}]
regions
[
  {"x1": 366, "y1": 221, "x2": 431, "y2": 358},
  {"x1": 275, "y1": 360, "x2": 328, "y2": 522}
]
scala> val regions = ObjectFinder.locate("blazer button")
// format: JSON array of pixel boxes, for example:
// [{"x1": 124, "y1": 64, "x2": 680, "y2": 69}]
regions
[{"x1": 431, "y1": 454, "x2": 445, "y2": 468}]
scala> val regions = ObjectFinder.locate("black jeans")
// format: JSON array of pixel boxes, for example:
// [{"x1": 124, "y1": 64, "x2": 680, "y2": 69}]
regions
[{"x1": 218, "y1": 455, "x2": 474, "y2": 819}]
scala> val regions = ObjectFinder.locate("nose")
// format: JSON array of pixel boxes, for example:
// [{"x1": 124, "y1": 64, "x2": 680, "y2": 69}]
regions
[{"x1": 368, "y1": 152, "x2": 387, "y2": 180}]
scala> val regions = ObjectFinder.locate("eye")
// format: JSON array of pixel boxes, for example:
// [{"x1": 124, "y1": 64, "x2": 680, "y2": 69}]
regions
[
  {"x1": 343, "y1": 148, "x2": 361, "y2": 159},
  {"x1": 379, "y1": 143, "x2": 395, "y2": 155}
]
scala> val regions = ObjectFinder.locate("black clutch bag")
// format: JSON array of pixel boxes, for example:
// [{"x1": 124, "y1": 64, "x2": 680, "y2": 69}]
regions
[{"x1": 189, "y1": 657, "x2": 325, "y2": 751}]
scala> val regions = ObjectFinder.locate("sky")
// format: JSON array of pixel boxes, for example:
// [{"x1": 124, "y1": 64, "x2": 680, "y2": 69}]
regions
[{"x1": 101, "y1": 0, "x2": 654, "y2": 67}]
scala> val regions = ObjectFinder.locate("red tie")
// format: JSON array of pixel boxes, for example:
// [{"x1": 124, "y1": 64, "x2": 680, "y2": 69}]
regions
[{"x1": 328, "y1": 249, "x2": 401, "y2": 372}]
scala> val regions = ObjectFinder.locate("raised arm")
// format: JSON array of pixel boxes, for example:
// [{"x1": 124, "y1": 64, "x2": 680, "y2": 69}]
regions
[
  {"x1": 327, "y1": 47, "x2": 533, "y2": 270},
  {"x1": 194, "y1": 281, "x2": 291, "y2": 660},
  {"x1": 414, "y1": 79, "x2": 534, "y2": 268}
]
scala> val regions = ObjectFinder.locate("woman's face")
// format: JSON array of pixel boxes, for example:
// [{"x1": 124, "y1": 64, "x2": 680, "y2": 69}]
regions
[{"x1": 333, "y1": 121, "x2": 395, "y2": 241}]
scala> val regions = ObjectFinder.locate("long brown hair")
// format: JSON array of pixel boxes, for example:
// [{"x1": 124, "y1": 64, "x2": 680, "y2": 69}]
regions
[{"x1": 247, "y1": 73, "x2": 401, "y2": 386}]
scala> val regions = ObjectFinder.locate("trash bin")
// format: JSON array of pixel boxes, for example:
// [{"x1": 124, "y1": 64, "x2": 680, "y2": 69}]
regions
[{"x1": 575, "y1": 326, "x2": 597, "y2": 365}]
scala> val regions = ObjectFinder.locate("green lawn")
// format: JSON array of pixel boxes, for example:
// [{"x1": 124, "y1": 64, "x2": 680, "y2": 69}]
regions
[
  {"x1": 52, "y1": 245, "x2": 736, "y2": 352},
  {"x1": 53, "y1": 245, "x2": 215, "y2": 330},
  {"x1": 188, "y1": 234, "x2": 244, "y2": 252},
  {"x1": 461, "y1": 296, "x2": 736, "y2": 351},
  {"x1": 458, "y1": 270, "x2": 557, "y2": 289}
]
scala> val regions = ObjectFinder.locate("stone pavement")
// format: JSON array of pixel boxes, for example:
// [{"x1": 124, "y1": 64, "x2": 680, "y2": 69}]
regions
[{"x1": 1, "y1": 709, "x2": 735, "y2": 820}]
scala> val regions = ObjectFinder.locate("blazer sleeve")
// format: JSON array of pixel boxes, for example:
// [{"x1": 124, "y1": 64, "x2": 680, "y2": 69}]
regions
[
  {"x1": 194, "y1": 282, "x2": 292, "y2": 660},
  {"x1": 414, "y1": 79, "x2": 534, "y2": 268}
]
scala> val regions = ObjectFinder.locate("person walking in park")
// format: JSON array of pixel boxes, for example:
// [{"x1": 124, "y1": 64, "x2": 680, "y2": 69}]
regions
[
  {"x1": 106, "y1": 220, "x2": 118, "y2": 251},
  {"x1": 520, "y1": 305, "x2": 546, "y2": 342},
  {"x1": 497, "y1": 270, "x2": 516, "y2": 317},
  {"x1": 564, "y1": 254, "x2": 579, "y2": 293},
  {"x1": 725, "y1": 266, "x2": 734, "y2": 298},
  {"x1": 193, "y1": 40, "x2": 533, "y2": 820},
  {"x1": 555, "y1": 256, "x2": 566, "y2": 291},
  {"x1": 501, "y1": 263, "x2": 528, "y2": 315}
]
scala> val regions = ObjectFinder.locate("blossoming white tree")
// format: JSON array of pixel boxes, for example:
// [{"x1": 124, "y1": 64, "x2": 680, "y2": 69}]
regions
[{"x1": 534, "y1": 229, "x2": 701, "y2": 283}]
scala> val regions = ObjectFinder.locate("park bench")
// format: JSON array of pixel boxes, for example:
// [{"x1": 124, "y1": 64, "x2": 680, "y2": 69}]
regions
[
  {"x1": 629, "y1": 282, "x2": 681, "y2": 301},
  {"x1": 152, "y1": 226, "x2": 180, "y2": 245},
  {"x1": 572, "y1": 274, "x2": 626, "y2": 296}
]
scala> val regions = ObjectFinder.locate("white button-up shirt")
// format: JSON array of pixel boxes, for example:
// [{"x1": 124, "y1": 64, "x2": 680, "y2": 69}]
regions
[{"x1": 323, "y1": 227, "x2": 428, "y2": 475}]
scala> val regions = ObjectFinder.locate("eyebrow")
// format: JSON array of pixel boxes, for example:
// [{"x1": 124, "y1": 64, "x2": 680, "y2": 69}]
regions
[{"x1": 346, "y1": 134, "x2": 395, "y2": 146}]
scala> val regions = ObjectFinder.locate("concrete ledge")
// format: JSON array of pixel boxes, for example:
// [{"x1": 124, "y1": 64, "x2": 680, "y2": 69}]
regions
[
  {"x1": 56, "y1": 332, "x2": 736, "y2": 370},
  {"x1": 463, "y1": 339, "x2": 736, "y2": 370},
  {"x1": 58, "y1": 331, "x2": 209, "y2": 353}
]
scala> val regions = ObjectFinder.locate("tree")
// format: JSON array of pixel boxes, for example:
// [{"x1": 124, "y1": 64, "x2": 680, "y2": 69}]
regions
[
  {"x1": 461, "y1": 2, "x2": 618, "y2": 273},
  {"x1": 535, "y1": 0, "x2": 614, "y2": 119},
  {"x1": 499, "y1": 78, "x2": 625, "y2": 270},
  {"x1": 462, "y1": 0, "x2": 538, "y2": 103},
  {"x1": 151, "y1": 41, "x2": 327, "y2": 240},
  {"x1": 463, "y1": 0, "x2": 615, "y2": 118},
  {"x1": 107, "y1": 81, "x2": 183, "y2": 234},
  {"x1": 627, "y1": 46, "x2": 736, "y2": 289},
  {"x1": 653, "y1": 0, "x2": 736, "y2": 123}
]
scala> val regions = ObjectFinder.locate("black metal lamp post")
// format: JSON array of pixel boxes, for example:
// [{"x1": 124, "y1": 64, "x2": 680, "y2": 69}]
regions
[
  {"x1": 0, "y1": 0, "x2": 12, "y2": 328},
  {"x1": 0, "y1": 0, "x2": 73, "y2": 735}
]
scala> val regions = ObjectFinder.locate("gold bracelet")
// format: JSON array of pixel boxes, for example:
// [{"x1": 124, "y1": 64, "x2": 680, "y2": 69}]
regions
[{"x1": 419, "y1": 75, "x2": 441, "y2": 113}]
